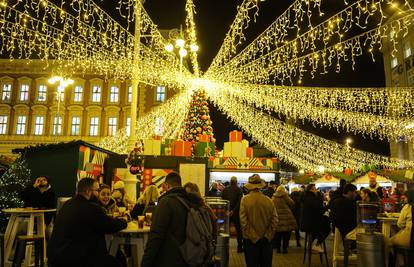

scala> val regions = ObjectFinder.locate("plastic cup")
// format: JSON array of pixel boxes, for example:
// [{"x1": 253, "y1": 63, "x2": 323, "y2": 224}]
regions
[
  {"x1": 145, "y1": 213, "x2": 153, "y2": 226},
  {"x1": 138, "y1": 216, "x2": 145, "y2": 228}
]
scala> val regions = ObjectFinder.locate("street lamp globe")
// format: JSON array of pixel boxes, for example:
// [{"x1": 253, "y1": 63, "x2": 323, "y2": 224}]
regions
[
  {"x1": 175, "y1": 39, "x2": 185, "y2": 48},
  {"x1": 164, "y1": 43, "x2": 174, "y2": 52},
  {"x1": 179, "y1": 48, "x2": 188, "y2": 57}
]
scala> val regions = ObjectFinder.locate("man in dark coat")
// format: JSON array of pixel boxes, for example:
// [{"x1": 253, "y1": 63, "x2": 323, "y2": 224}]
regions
[
  {"x1": 20, "y1": 176, "x2": 57, "y2": 225},
  {"x1": 222, "y1": 176, "x2": 244, "y2": 252},
  {"x1": 328, "y1": 178, "x2": 346, "y2": 209},
  {"x1": 330, "y1": 183, "x2": 357, "y2": 239},
  {"x1": 142, "y1": 171, "x2": 203, "y2": 267},
  {"x1": 47, "y1": 178, "x2": 127, "y2": 267},
  {"x1": 301, "y1": 184, "x2": 330, "y2": 252}
]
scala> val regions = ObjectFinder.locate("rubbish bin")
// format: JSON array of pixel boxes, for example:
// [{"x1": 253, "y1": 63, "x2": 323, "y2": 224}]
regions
[
  {"x1": 357, "y1": 232, "x2": 385, "y2": 267},
  {"x1": 216, "y1": 233, "x2": 230, "y2": 267}
]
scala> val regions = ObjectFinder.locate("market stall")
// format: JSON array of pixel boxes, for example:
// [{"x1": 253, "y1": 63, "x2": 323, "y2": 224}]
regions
[
  {"x1": 314, "y1": 174, "x2": 341, "y2": 190},
  {"x1": 353, "y1": 172, "x2": 393, "y2": 189}
]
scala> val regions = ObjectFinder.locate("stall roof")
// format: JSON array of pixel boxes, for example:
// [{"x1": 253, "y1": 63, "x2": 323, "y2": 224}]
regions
[
  {"x1": 12, "y1": 140, "x2": 120, "y2": 155},
  {"x1": 353, "y1": 173, "x2": 391, "y2": 184},
  {"x1": 314, "y1": 175, "x2": 340, "y2": 184}
]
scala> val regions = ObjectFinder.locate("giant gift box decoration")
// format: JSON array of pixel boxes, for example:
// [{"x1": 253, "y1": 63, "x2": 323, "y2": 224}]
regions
[
  {"x1": 195, "y1": 142, "x2": 215, "y2": 157},
  {"x1": 172, "y1": 140, "x2": 192, "y2": 156},
  {"x1": 143, "y1": 139, "x2": 161, "y2": 156},
  {"x1": 223, "y1": 142, "x2": 246, "y2": 158},
  {"x1": 229, "y1": 130, "x2": 243, "y2": 142}
]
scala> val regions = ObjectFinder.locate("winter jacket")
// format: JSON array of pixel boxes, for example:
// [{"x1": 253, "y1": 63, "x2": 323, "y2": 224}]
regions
[
  {"x1": 272, "y1": 191, "x2": 297, "y2": 232},
  {"x1": 301, "y1": 191, "x2": 326, "y2": 233},
  {"x1": 239, "y1": 190, "x2": 278, "y2": 243},
  {"x1": 100, "y1": 198, "x2": 119, "y2": 215},
  {"x1": 141, "y1": 187, "x2": 203, "y2": 267},
  {"x1": 221, "y1": 185, "x2": 243, "y2": 216},
  {"x1": 330, "y1": 196, "x2": 357, "y2": 236},
  {"x1": 290, "y1": 191, "x2": 302, "y2": 226},
  {"x1": 47, "y1": 195, "x2": 127, "y2": 267},
  {"x1": 20, "y1": 185, "x2": 57, "y2": 225}
]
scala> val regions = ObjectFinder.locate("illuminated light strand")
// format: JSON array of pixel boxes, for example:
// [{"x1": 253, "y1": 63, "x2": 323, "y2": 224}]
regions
[
  {"x1": 218, "y1": 11, "x2": 414, "y2": 85},
  {"x1": 206, "y1": 0, "x2": 328, "y2": 76},
  {"x1": 98, "y1": 91, "x2": 192, "y2": 154},
  {"x1": 207, "y1": 0, "x2": 265, "y2": 72},
  {"x1": 208, "y1": 0, "x2": 389, "y2": 80},
  {"x1": 185, "y1": 0, "x2": 200, "y2": 76},
  {"x1": 208, "y1": 81, "x2": 414, "y2": 140},
  {"x1": 206, "y1": 88, "x2": 414, "y2": 171}
]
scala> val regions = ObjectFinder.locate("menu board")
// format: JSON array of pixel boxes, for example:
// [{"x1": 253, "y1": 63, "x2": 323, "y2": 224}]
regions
[{"x1": 179, "y1": 163, "x2": 206, "y2": 196}]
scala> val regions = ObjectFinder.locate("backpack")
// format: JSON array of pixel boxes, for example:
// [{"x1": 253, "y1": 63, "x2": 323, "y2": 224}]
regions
[{"x1": 173, "y1": 196, "x2": 215, "y2": 267}]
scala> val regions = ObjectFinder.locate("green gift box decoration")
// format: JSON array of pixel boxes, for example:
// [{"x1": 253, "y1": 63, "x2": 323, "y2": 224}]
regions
[{"x1": 195, "y1": 142, "x2": 215, "y2": 157}]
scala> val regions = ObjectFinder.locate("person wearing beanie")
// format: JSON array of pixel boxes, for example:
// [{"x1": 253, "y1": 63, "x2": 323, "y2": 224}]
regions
[{"x1": 111, "y1": 180, "x2": 135, "y2": 208}]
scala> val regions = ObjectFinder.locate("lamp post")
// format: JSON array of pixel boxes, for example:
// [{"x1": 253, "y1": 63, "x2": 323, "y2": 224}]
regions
[
  {"x1": 164, "y1": 33, "x2": 198, "y2": 72},
  {"x1": 48, "y1": 76, "x2": 73, "y2": 141}
]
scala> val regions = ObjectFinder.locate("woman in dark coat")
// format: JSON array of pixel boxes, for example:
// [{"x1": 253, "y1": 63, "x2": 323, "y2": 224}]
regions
[
  {"x1": 301, "y1": 184, "x2": 330, "y2": 252},
  {"x1": 272, "y1": 186, "x2": 297, "y2": 253}
]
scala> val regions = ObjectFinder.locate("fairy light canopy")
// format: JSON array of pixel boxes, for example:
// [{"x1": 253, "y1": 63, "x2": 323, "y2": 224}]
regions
[{"x1": 1, "y1": 0, "x2": 414, "y2": 171}]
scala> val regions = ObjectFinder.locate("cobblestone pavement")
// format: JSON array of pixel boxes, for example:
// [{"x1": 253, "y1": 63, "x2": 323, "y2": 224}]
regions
[{"x1": 228, "y1": 235, "x2": 339, "y2": 267}]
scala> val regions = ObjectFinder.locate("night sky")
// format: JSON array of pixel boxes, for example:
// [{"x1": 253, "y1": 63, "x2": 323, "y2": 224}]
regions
[{"x1": 140, "y1": 0, "x2": 390, "y2": 170}]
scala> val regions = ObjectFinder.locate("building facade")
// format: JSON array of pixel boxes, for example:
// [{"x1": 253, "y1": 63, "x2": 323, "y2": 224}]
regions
[
  {"x1": 0, "y1": 59, "x2": 171, "y2": 156},
  {"x1": 383, "y1": 20, "x2": 414, "y2": 160}
]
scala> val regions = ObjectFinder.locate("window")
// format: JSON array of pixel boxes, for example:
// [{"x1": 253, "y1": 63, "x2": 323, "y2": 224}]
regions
[
  {"x1": 74, "y1": 86, "x2": 83, "y2": 102},
  {"x1": 108, "y1": 117, "x2": 117, "y2": 136},
  {"x1": 391, "y1": 56, "x2": 398, "y2": 69},
  {"x1": 34, "y1": 116, "x2": 44, "y2": 135},
  {"x1": 16, "y1": 116, "x2": 26, "y2": 135},
  {"x1": 37, "y1": 85, "x2": 47, "y2": 102},
  {"x1": 56, "y1": 86, "x2": 65, "y2": 101},
  {"x1": 2, "y1": 83, "x2": 11, "y2": 101},
  {"x1": 155, "y1": 117, "x2": 164, "y2": 135},
  {"x1": 128, "y1": 86, "x2": 132, "y2": 103},
  {"x1": 109, "y1": 86, "x2": 119, "y2": 103},
  {"x1": 19, "y1": 84, "x2": 29, "y2": 101},
  {"x1": 126, "y1": 117, "x2": 131, "y2": 136},
  {"x1": 404, "y1": 42, "x2": 412, "y2": 59},
  {"x1": 89, "y1": 117, "x2": 99, "y2": 136},
  {"x1": 52, "y1": 116, "x2": 62, "y2": 135},
  {"x1": 0, "y1": 115, "x2": 7, "y2": 134},
  {"x1": 71, "y1": 116, "x2": 81, "y2": 136},
  {"x1": 91, "y1": 85, "x2": 101, "y2": 102},
  {"x1": 156, "y1": 86, "x2": 166, "y2": 103}
]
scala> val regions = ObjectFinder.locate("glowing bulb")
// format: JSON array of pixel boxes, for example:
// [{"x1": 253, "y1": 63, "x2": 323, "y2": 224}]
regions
[
  {"x1": 299, "y1": 169, "x2": 305, "y2": 174},
  {"x1": 318, "y1": 165, "x2": 325, "y2": 173},
  {"x1": 346, "y1": 138, "x2": 352, "y2": 145},
  {"x1": 165, "y1": 43, "x2": 174, "y2": 52},
  {"x1": 176, "y1": 39, "x2": 185, "y2": 48},
  {"x1": 179, "y1": 48, "x2": 187, "y2": 57}
]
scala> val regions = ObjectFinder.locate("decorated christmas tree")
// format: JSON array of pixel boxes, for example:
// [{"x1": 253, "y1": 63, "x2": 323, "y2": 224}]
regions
[
  {"x1": 0, "y1": 157, "x2": 32, "y2": 230},
  {"x1": 182, "y1": 89, "x2": 215, "y2": 144}
]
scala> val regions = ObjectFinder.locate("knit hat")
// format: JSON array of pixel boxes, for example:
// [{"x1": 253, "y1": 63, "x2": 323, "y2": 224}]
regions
[{"x1": 113, "y1": 181, "x2": 125, "y2": 190}]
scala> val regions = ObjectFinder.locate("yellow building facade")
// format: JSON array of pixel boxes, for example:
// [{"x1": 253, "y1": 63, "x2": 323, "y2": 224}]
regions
[{"x1": 0, "y1": 59, "x2": 171, "y2": 156}]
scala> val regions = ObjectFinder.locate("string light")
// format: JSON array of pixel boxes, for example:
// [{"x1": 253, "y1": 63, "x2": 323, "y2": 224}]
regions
[
  {"x1": 205, "y1": 87, "x2": 414, "y2": 171},
  {"x1": 185, "y1": 0, "x2": 200, "y2": 76},
  {"x1": 207, "y1": 81, "x2": 414, "y2": 140}
]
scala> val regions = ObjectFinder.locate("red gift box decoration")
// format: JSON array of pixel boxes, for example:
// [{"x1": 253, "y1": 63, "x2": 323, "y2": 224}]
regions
[
  {"x1": 172, "y1": 140, "x2": 192, "y2": 156},
  {"x1": 198, "y1": 134, "x2": 210, "y2": 142},
  {"x1": 229, "y1": 130, "x2": 242, "y2": 142},
  {"x1": 152, "y1": 135, "x2": 162, "y2": 140},
  {"x1": 246, "y1": 147, "x2": 253, "y2": 158}
]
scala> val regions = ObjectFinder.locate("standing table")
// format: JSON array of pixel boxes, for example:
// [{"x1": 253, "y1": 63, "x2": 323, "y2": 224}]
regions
[
  {"x1": 108, "y1": 221, "x2": 150, "y2": 267},
  {"x1": 377, "y1": 215, "x2": 399, "y2": 238},
  {"x1": 2, "y1": 208, "x2": 56, "y2": 267}
]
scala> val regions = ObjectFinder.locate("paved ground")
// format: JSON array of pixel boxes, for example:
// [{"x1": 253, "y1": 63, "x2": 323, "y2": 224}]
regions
[{"x1": 228, "y1": 235, "x2": 342, "y2": 267}]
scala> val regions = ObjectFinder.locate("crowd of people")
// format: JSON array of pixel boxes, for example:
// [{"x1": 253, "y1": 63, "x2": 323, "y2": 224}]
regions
[{"x1": 15, "y1": 173, "x2": 413, "y2": 267}]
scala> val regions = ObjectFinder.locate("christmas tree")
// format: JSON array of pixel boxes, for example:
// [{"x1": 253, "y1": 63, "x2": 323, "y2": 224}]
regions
[
  {"x1": 0, "y1": 157, "x2": 32, "y2": 230},
  {"x1": 182, "y1": 89, "x2": 215, "y2": 144}
]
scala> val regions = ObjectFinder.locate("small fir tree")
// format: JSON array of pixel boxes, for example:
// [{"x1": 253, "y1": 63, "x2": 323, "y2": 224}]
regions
[{"x1": 0, "y1": 157, "x2": 32, "y2": 230}]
